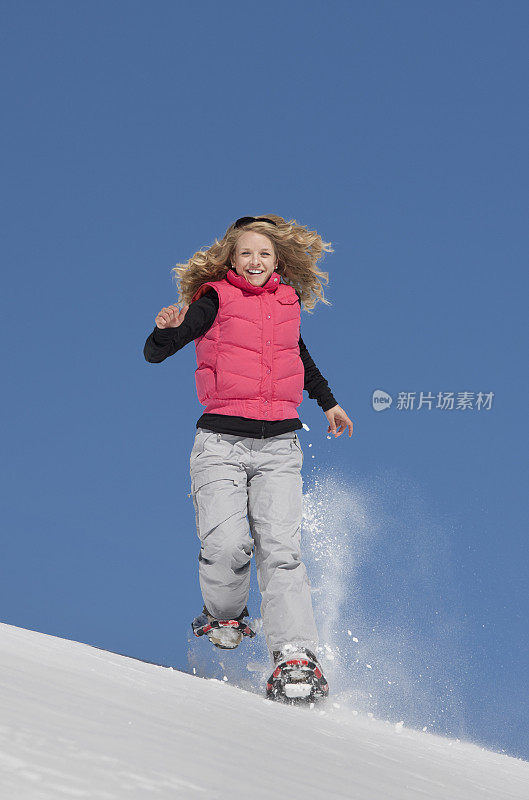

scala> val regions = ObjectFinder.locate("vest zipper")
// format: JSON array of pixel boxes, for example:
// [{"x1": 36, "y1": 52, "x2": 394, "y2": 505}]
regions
[{"x1": 261, "y1": 421, "x2": 265, "y2": 439}]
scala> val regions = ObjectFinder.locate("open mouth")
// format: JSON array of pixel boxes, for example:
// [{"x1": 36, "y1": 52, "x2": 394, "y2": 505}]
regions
[{"x1": 247, "y1": 270, "x2": 264, "y2": 275}]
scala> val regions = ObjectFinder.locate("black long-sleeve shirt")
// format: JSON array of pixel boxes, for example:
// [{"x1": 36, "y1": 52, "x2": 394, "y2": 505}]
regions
[{"x1": 143, "y1": 289, "x2": 338, "y2": 439}]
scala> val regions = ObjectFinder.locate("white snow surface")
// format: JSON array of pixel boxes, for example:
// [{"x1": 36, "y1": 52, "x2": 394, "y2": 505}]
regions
[{"x1": 0, "y1": 622, "x2": 527, "y2": 799}]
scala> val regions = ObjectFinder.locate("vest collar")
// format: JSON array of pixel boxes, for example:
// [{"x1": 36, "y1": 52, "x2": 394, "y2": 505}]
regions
[{"x1": 226, "y1": 267, "x2": 280, "y2": 295}]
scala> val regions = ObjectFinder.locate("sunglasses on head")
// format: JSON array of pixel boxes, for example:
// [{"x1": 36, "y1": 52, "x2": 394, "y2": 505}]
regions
[{"x1": 234, "y1": 216, "x2": 278, "y2": 229}]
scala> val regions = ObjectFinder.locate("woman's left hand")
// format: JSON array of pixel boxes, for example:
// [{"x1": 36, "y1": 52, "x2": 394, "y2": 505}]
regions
[{"x1": 324, "y1": 405, "x2": 354, "y2": 438}]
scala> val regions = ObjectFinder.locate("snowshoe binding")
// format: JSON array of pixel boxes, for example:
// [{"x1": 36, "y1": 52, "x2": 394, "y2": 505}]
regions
[
  {"x1": 266, "y1": 645, "x2": 329, "y2": 705},
  {"x1": 191, "y1": 605, "x2": 256, "y2": 650}
]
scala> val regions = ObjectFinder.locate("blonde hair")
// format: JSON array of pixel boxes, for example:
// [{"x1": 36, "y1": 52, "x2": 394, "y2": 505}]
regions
[{"x1": 171, "y1": 214, "x2": 333, "y2": 313}]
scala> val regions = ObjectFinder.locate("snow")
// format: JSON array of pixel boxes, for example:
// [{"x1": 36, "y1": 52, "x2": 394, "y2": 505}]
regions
[{"x1": 0, "y1": 622, "x2": 527, "y2": 799}]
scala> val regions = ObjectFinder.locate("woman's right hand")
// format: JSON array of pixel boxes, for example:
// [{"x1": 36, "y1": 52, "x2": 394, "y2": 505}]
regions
[{"x1": 155, "y1": 303, "x2": 190, "y2": 329}]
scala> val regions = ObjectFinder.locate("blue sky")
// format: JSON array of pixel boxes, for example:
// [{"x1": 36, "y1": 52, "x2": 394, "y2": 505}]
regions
[{"x1": 1, "y1": 1, "x2": 527, "y2": 759}]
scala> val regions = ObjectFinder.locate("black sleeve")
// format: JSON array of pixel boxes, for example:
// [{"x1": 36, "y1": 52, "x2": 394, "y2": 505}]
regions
[
  {"x1": 299, "y1": 335, "x2": 339, "y2": 412},
  {"x1": 143, "y1": 289, "x2": 219, "y2": 363}
]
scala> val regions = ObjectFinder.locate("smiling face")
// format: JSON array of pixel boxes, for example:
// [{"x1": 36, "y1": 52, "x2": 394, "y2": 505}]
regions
[{"x1": 231, "y1": 230, "x2": 278, "y2": 286}]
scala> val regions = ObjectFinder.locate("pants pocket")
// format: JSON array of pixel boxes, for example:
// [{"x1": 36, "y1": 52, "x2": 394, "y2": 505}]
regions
[
  {"x1": 190, "y1": 430, "x2": 216, "y2": 465},
  {"x1": 191, "y1": 472, "x2": 244, "y2": 540},
  {"x1": 291, "y1": 435, "x2": 303, "y2": 465}
]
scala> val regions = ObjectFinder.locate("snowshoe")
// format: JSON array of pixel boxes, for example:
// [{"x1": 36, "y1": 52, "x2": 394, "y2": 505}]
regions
[
  {"x1": 266, "y1": 645, "x2": 329, "y2": 705},
  {"x1": 191, "y1": 605, "x2": 256, "y2": 650}
]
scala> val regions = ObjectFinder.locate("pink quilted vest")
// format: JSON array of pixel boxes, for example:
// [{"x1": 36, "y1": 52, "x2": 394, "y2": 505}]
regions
[{"x1": 191, "y1": 268, "x2": 304, "y2": 420}]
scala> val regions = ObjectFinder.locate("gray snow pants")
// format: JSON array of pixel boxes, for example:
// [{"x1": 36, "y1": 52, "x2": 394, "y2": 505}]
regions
[{"x1": 189, "y1": 427, "x2": 319, "y2": 657}]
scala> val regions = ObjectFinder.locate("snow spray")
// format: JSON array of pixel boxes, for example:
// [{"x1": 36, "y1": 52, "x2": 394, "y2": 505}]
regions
[{"x1": 302, "y1": 458, "x2": 466, "y2": 739}]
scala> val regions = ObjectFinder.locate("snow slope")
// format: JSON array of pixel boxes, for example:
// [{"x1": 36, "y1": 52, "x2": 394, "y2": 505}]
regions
[{"x1": 0, "y1": 622, "x2": 527, "y2": 799}]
